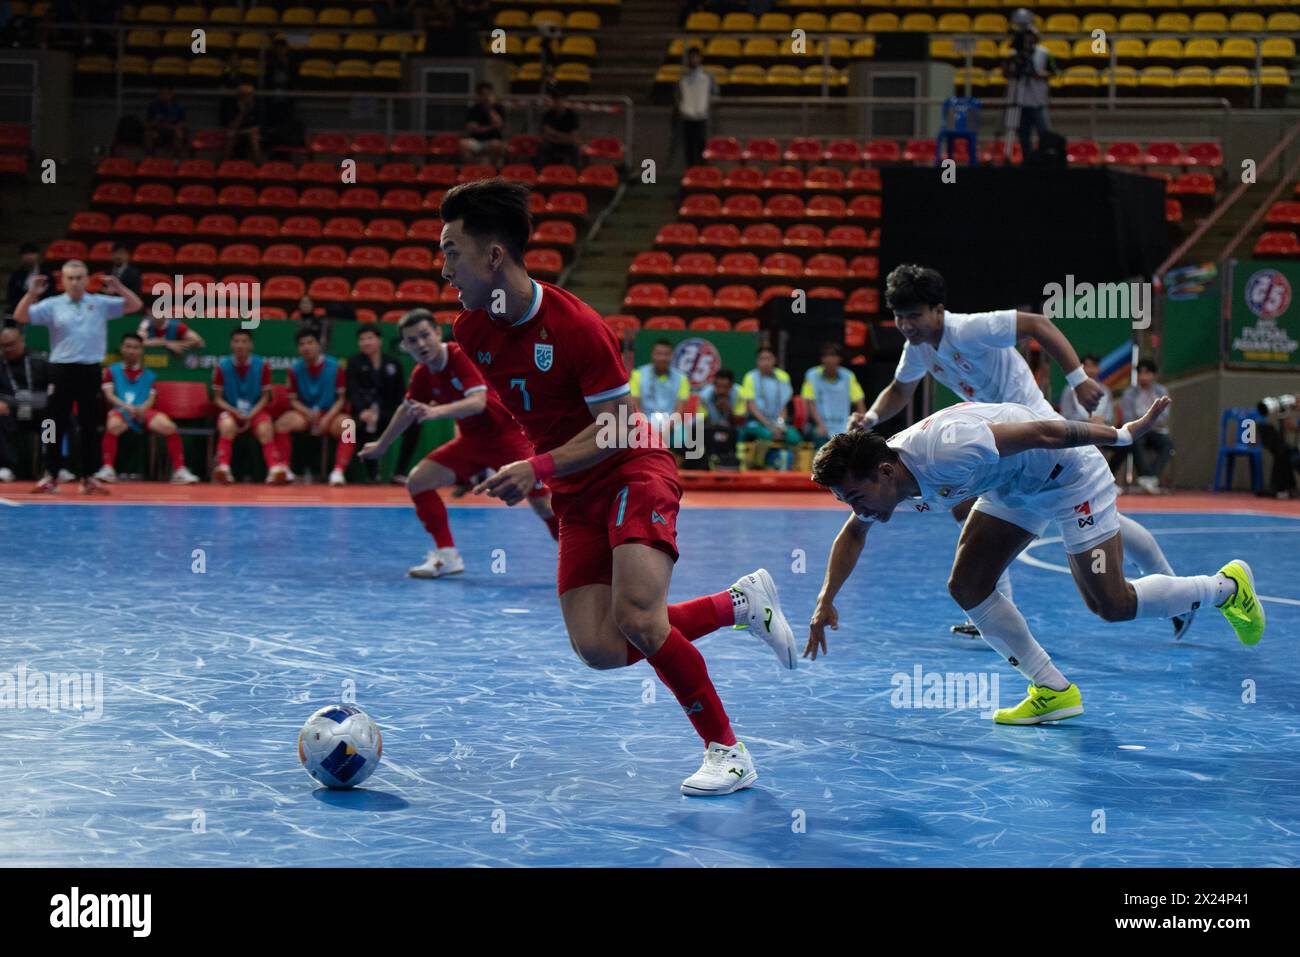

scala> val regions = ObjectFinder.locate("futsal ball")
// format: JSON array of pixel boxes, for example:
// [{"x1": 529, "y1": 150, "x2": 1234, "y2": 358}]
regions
[{"x1": 298, "y1": 704, "x2": 383, "y2": 789}]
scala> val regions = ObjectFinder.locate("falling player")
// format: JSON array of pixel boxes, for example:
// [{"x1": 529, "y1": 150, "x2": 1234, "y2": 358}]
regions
[
  {"x1": 440, "y1": 178, "x2": 797, "y2": 796},
  {"x1": 843, "y1": 263, "x2": 1189, "y2": 640},
  {"x1": 806, "y1": 397, "x2": 1264, "y2": 724},
  {"x1": 94, "y1": 331, "x2": 199, "y2": 484},
  {"x1": 359, "y1": 308, "x2": 559, "y2": 578}
]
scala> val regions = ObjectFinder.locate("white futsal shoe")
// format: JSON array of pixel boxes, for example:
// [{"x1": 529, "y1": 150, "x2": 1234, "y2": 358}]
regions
[
  {"x1": 731, "y1": 568, "x2": 797, "y2": 669},
  {"x1": 681, "y1": 741, "x2": 757, "y2": 797},
  {"x1": 328, "y1": 468, "x2": 346, "y2": 487},
  {"x1": 408, "y1": 546, "x2": 465, "y2": 579},
  {"x1": 212, "y1": 463, "x2": 234, "y2": 484},
  {"x1": 171, "y1": 466, "x2": 200, "y2": 485},
  {"x1": 266, "y1": 464, "x2": 292, "y2": 485},
  {"x1": 93, "y1": 464, "x2": 117, "y2": 483}
]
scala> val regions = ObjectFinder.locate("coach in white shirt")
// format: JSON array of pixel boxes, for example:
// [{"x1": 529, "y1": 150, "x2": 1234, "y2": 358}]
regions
[
  {"x1": 14, "y1": 259, "x2": 142, "y2": 493},
  {"x1": 677, "y1": 46, "x2": 718, "y2": 168}
]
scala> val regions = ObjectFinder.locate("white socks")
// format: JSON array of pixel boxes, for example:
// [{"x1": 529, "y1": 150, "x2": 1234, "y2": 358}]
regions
[
  {"x1": 968, "y1": 590, "x2": 1069, "y2": 691},
  {"x1": 1117, "y1": 513, "x2": 1174, "y2": 576},
  {"x1": 730, "y1": 588, "x2": 749, "y2": 625},
  {"x1": 1132, "y1": 573, "x2": 1232, "y2": 620},
  {"x1": 995, "y1": 567, "x2": 1013, "y2": 603}
]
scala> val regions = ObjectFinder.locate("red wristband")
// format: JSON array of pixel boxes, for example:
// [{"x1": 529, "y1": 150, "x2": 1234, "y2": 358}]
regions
[{"x1": 528, "y1": 452, "x2": 556, "y2": 482}]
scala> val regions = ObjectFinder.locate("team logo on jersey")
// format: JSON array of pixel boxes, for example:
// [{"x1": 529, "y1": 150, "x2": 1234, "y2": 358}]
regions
[
  {"x1": 477, "y1": 351, "x2": 492, "y2": 365},
  {"x1": 534, "y1": 343, "x2": 554, "y2": 372},
  {"x1": 914, "y1": 502, "x2": 930, "y2": 512}
]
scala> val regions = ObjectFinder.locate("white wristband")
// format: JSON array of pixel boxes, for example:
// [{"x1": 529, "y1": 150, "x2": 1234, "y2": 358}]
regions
[
  {"x1": 1112, "y1": 425, "x2": 1133, "y2": 447},
  {"x1": 863, "y1": 411, "x2": 879, "y2": 428},
  {"x1": 1065, "y1": 366, "x2": 1088, "y2": 388}
]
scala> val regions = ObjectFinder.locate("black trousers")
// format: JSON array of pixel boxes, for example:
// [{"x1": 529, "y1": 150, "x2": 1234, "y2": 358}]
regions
[
  {"x1": 359, "y1": 407, "x2": 420, "y2": 480},
  {"x1": 1260, "y1": 422, "x2": 1299, "y2": 493},
  {"x1": 683, "y1": 118, "x2": 708, "y2": 167},
  {"x1": 47, "y1": 362, "x2": 103, "y2": 480},
  {"x1": 0, "y1": 410, "x2": 48, "y2": 475}
]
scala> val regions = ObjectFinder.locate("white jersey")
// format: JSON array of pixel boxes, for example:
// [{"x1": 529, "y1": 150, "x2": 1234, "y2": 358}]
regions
[{"x1": 894, "y1": 309, "x2": 1056, "y2": 419}]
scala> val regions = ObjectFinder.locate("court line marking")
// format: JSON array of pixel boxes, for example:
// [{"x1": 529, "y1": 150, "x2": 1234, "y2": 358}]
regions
[
  {"x1": 1019, "y1": 524, "x2": 1300, "y2": 607},
  {"x1": 0, "y1": 497, "x2": 20, "y2": 507}
]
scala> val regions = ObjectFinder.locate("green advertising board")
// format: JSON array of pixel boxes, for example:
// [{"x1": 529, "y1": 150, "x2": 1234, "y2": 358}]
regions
[{"x1": 1229, "y1": 260, "x2": 1300, "y2": 369}]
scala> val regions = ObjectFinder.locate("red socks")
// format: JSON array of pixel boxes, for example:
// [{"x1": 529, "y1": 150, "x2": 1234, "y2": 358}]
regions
[
  {"x1": 216, "y1": 435, "x2": 232, "y2": 466},
  {"x1": 273, "y1": 432, "x2": 291, "y2": 467},
  {"x1": 648, "y1": 628, "x2": 736, "y2": 747},
  {"x1": 412, "y1": 489, "x2": 454, "y2": 548},
  {"x1": 334, "y1": 435, "x2": 355, "y2": 470},
  {"x1": 669, "y1": 591, "x2": 735, "y2": 640},
  {"x1": 103, "y1": 431, "x2": 186, "y2": 473},
  {"x1": 165, "y1": 432, "x2": 184, "y2": 472},
  {"x1": 101, "y1": 430, "x2": 118, "y2": 466}
]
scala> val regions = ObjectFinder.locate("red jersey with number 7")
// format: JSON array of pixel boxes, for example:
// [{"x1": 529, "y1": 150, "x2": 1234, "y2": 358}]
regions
[
  {"x1": 452, "y1": 280, "x2": 669, "y2": 494},
  {"x1": 405, "y1": 341, "x2": 523, "y2": 444}
]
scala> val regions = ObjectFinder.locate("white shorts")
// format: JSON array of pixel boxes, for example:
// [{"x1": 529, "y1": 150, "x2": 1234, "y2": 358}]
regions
[{"x1": 971, "y1": 451, "x2": 1120, "y2": 555}]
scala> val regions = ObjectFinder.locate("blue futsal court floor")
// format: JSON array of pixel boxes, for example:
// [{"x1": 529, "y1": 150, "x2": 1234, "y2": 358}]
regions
[{"x1": 2, "y1": 500, "x2": 1297, "y2": 867}]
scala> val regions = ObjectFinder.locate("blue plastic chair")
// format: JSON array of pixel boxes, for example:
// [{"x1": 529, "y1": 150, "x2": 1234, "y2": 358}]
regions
[
  {"x1": 1214, "y1": 407, "x2": 1264, "y2": 492},
  {"x1": 936, "y1": 96, "x2": 980, "y2": 167}
]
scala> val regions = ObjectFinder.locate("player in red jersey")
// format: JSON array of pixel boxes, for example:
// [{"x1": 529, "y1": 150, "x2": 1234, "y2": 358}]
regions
[
  {"x1": 359, "y1": 308, "x2": 558, "y2": 578},
  {"x1": 440, "y1": 179, "x2": 797, "y2": 796}
]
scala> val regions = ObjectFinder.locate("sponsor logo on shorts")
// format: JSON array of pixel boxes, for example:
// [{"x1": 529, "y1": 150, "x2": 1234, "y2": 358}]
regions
[{"x1": 1077, "y1": 515, "x2": 1095, "y2": 528}]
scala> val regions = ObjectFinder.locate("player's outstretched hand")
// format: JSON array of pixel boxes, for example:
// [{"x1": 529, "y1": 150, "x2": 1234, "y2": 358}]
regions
[
  {"x1": 403, "y1": 398, "x2": 440, "y2": 422},
  {"x1": 805, "y1": 597, "x2": 838, "y2": 660},
  {"x1": 1073, "y1": 377, "x2": 1106, "y2": 413},
  {"x1": 474, "y1": 459, "x2": 534, "y2": 506},
  {"x1": 1123, "y1": 394, "x2": 1171, "y2": 441},
  {"x1": 358, "y1": 441, "x2": 382, "y2": 460}
]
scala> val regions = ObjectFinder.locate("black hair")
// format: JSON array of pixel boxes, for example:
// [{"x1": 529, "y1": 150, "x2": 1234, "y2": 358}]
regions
[
  {"x1": 475, "y1": 81, "x2": 494, "y2": 94},
  {"x1": 439, "y1": 178, "x2": 532, "y2": 265},
  {"x1": 811, "y1": 428, "x2": 900, "y2": 488},
  {"x1": 756, "y1": 345, "x2": 776, "y2": 358},
  {"x1": 1137, "y1": 358, "x2": 1158, "y2": 374},
  {"x1": 19, "y1": 242, "x2": 38, "y2": 255},
  {"x1": 820, "y1": 342, "x2": 843, "y2": 358},
  {"x1": 120, "y1": 331, "x2": 143, "y2": 345},
  {"x1": 295, "y1": 324, "x2": 321, "y2": 343},
  {"x1": 1082, "y1": 353, "x2": 1101, "y2": 365},
  {"x1": 112, "y1": 242, "x2": 129, "y2": 254},
  {"x1": 399, "y1": 308, "x2": 436, "y2": 333},
  {"x1": 652, "y1": 339, "x2": 674, "y2": 350},
  {"x1": 356, "y1": 325, "x2": 381, "y2": 339},
  {"x1": 230, "y1": 328, "x2": 252, "y2": 340},
  {"x1": 714, "y1": 368, "x2": 734, "y2": 382},
  {"x1": 885, "y1": 263, "x2": 946, "y2": 311}
]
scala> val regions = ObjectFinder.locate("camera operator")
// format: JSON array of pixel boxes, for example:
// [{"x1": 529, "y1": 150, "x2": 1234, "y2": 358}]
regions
[
  {"x1": 1258, "y1": 394, "x2": 1299, "y2": 499},
  {"x1": 1003, "y1": 14, "x2": 1055, "y2": 163}
]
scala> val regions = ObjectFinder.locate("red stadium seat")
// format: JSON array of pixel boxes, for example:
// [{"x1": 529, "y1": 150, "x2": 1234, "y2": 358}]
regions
[
  {"x1": 298, "y1": 188, "x2": 340, "y2": 212},
  {"x1": 806, "y1": 195, "x2": 847, "y2": 219},
  {"x1": 237, "y1": 215, "x2": 280, "y2": 239},
  {"x1": 176, "y1": 158, "x2": 216, "y2": 180},
  {"x1": 189, "y1": 129, "x2": 229, "y2": 153},
  {"x1": 308, "y1": 276, "x2": 351, "y2": 302},
  {"x1": 672, "y1": 252, "x2": 718, "y2": 281},
  {"x1": 699, "y1": 223, "x2": 742, "y2": 250},
  {"x1": 257, "y1": 186, "x2": 298, "y2": 208},
  {"x1": 257, "y1": 161, "x2": 297, "y2": 182},
  {"x1": 390, "y1": 133, "x2": 428, "y2": 158},
  {"x1": 351, "y1": 277, "x2": 396, "y2": 304},
  {"x1": 280, "y1": 215, "x2": 322, "y2": 239},
  {"x1": 764, "y1": 194, "x2": 806, "y2": 219},
  {"x1": 763, "y1": 166, "x2": 804, "y2": 192},
  {"x1": 153, "y1": 214, "x2": 196, "y2": 237},
  {"x1": 603, "y1": 314, "x2": 641, "y2": 338},
  {"x1": 805, "y1": 254, "x2": 848, "y2": 281},
  {"x1": 1145, "y1": 141, "x2": 1187, "y2": 166},
  {"x1": 581, "y1": 137, "x2": 625, "y2": 164},
  {"x1": 734, "y1": 317, "x2": 760, "y2": 333},
  {"x1": 350, "y1": 132, "x2": 390, "y2": 156},
  {"x1": 680, "y1": 194, "x2": 723, "y2": 219},
  {"x1": 309, "y1": 132, "x2": 349, "y2": 155},
  {"x1": 1254, "y1": 231, "x2": 1300, "y2": 256},
  {"x1": 423, "y1": 189, "x2": 448, "y2": 211},
  {"x1": 1169, "y1": 172, "x2": 1216, "y2": 197},
  {"x1": 655, "y1": 222, "x2": 699, "y2": 249},
  {"x1": 623, "y1": 283, "x2": 671, "y2": 314},
  {"x1": 845, "y1": 319, "x2": 867, "y2": 348},
  {"x1": 175, "y1": 243, "x2": 217, "y2": 267},
  {"x1": 69, "y1": 211, "x2": 112, "y2": 235},
  {"x1": 407, "y1": 219, "x2": 444, "y2": 242},
  {"x1": 683, "y1": 166, "x2": 724, "y2": 191},
  {"x1": 525, "y1": 249, "x2": 563, "y2": 279},
  {"x1": 578, "y1": 165, "x2": 619, "y2": 191},
  {"x1": 528, "y1": 192, "x2": 547, "y2": 217},
  {"x1": 295, "y1": 161, "x2": 335, "y2": 183},
  {"x1": 809, "y1": 286, "x2": 845, "y2": 300},
  {"x1": 848, "y1": 195, "x2": 882, "y2": 220},
  {"x1": 722, "y1": 166, "x2": 764, "y2": 193},
  {"x1": 380, "y1": 189, "x2": 422, "y2": 212},
  {"x1": 133, "y1": 241, "x2": 175, "y2": 266},
  {"x1": 339, "y1": 188, "x2": 380, "y2": 211},
  {"x1": 217, "y1": 244, "x2": 260, "y2": 267},
  {"x1": 45, "y1": 239, "x2": 86, "y2": 262},
  {"x1": 689, "y1": 316, "x2": 731, "y2": 331},
  {"x1": 702, "y1": 137, "x2": 741, "y2": 162},
  {"x1": 304, "y1": 245, "x2": 347, "y2": 268},
  {"x1": 134, "y1": 183, "x2": 175, "y2": 206},
  {"x1": 715, "y1": 285, "x2": 759, "y2": 316},
  {"x1": 418, "y1": 163, "x2": 457, "y2": 187},
  {"x1": 721, "y1": 194, "x2": 764, "y2": 219},
  {"x1": 863, "y1": 139, "x2": 902, "y2": 164},
  {"x1": 154, "y1": 381, "x2": 215, "y2": 421},
  {"x1": 365, "y1": 218, "x2": 408, "y2": 242},
  {"x1": 506, "y1": 134, "x2": 541, "y2": 162},
  {"x1": 784, "y1": 224, "x2": 825, "y2": 248},
  {"x1": 346, "y1": 246, "x2": 391, "y2": 269},
  {"x1": 739, "y1": 223, "x2": 782, "y2": 250},
  {"x1": 322, "y1": 217, "x2": 366, "y2": 240},
  {"x1": 111, "y1": 213, "x2": 154, "y2": 239},
  {"x1": 261, "y1": 243, "x2": 304, "y2": 267},
  {"x1": 740, "y1": 138, "x2": 779, "y2": 163},
  {"x1": 395, "y1": 278, "x2": 440, "y2": 302},
  {"x1": 354, "y1": 309, "x2": 379, "y2": 324},
  {"x1": 545, "y1": 192, "x2": 589, "y2": 218},
  {"x1": 848, "y1": 256, "x2": 880, "y2": 280},
  {"x1": 903, "y1": 139, "x2": 936, "y2": 164},
  {"x1": 758, "y1": 285, "x2": 794, "y2": 307},
  {"x1": 195, "y1": 214, "x2": 237, "y2": 238},
  {"x1": 438, "y1": 284, "x2": 462, "y2": 305},
  {"x1": 458, "y1": 164, "x2": 497, "y2": 185},
  {"x1": 258, "y1": 307, "x2": 288, "y2": 321},
  {"x1": 629, "y1": 251, "x2": 674, "y2": 278},
  {"x1": 1067, "y1": 140, "x2": 1102, "y2": 165},
  {"x1": 1185, "y1": 142, "x2": 1223, "y2": 168},
  {"x1": 391, "y1": 246, "x2": 434, "y2": 271},
  {"x1": 1104, "y1": 142, "x2": 1144, "y2": 166},
  {"x1": 263, "y1": 275, "x2": 306, "y2": 303},
  {"x1": 805, "y1": 166, "x2": 846, "y2": 192},
  {"x1": 644, "y1": 315, "x2": 687, "y2": 330},
  {"x1": 824, "y1": 140, "x2": 861, "y2": 164},
  {"x1": 538, "y1": 164, "x2": 579, "y2": 188},
  {"x1": 847, "y1": 168, "x2": 882, "y2": 192},
  {"x1": 96, "y1": 157, "x2": 135, "y2": 178},
  {"x1": 717, "y1": 252, "x2": 761, "y2": 279},
  {"x1": 217, "y1": 185, "x2": 257, "y2": 208},
  {"x1": 216, "y1": 159, "x2": 258, "y2": 181},
  {"x1": 761, "y1": 253, "x2": 804, "y2": 279},
  {"x1": 531, "y1": 220, "x2": 577, "y2": 247},
  {"x1": 381, "y1": 309, "x2": 408, "y2": 323},
  {"x1": 500, "y1": 163, "x2": 539, "y2": 186},
  {"x1": 429, "y1": 133, "x2": 462, "y2": 159},
  {"x1": 1165, "y1": 199, "x2": 1183, "y2": 223},
  {"x1": 846, "y1": 287, "x2": 880, "y2": 315},
  {"x1": 134, "y1": 157, "x2": 176, "y2": 179},
  {"x1": 1265, "y1": 201, "x2": 1300, "y2": 225},
  {"x1": 783, "y1": 138, "x2": 823, "y2": 163}
]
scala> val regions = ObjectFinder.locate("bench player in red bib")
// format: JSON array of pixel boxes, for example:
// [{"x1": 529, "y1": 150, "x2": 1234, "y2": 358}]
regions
[
  {"x1": 359, "y1": 308, "x2": 559, "y2": 578},
  {"x1": 441, "y1": 179, "x2": 797, "y2": 796}
]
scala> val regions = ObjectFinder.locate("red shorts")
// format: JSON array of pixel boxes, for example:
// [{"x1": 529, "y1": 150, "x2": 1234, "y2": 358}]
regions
[
  {"x1": 427, "y1": 433, "x2": 536, "y2": 487},
  {"x1": 109, "y1": 408, "x2": 166, "y2": 428},
  {"x1": 551, "y1": 449, "x2": 682, "y2": 595},
  {"x1": 219, "y1": 410, "x2": 273, "y2": 430}
]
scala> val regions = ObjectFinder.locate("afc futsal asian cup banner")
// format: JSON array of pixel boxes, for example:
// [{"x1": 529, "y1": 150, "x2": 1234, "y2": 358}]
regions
[{"x1": 1229, "y1": 262, "x2": 1300, "y2": 369}]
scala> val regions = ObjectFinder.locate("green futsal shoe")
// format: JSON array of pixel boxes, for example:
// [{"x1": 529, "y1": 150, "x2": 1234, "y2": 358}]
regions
[
  {"x1": 993, "y1": 683, "x2": 1084, "y2": 725},
  {"x1": 1218, "y1": 559, "x2": 1265, "y2": 646}
]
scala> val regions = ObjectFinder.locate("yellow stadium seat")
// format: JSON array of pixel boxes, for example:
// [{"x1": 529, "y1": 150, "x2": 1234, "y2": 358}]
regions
[
  {"x1": 972, "y1": 15, "x2": 1007, "y2": 33},
  {"x1": 205, "y1": 31, "x2": 233, "y2": 52},
  {"x1": 210, "y1": 7, "x2": 241, "y2": 26},
  {"x1": 374, "y1": 61, "x2": 402, "y2": 81},
  {"x1": 532, "y1": 10, "x2": 564, "y2": 30},
  {"x1": 850, "y1": 38, "x2": 875, "y2": 59},
  {"x1": 1146, "y1": 38, "x2": 1183, "y2": 64},
  {"x1": 379, "y1": 34, "x2": 416, "y2": 54},
  {"x1": 973, "y1": 38, "x2": 1000, "y2": 63},
  {"x1": 1113, "y1": 38, "x2": 1145, "y2": 62},
  {"x1": 898, "y1": 14, "x2": 934, "y2": 32},
  {"x1": 523, "y1": 36, "x2": 544, "y2": 55},
  {"x1": 307, "y1": 33, "x2": 342, "y2": 52},
  {"x1": 721, "y1": 13, "x2": 755, "y2": 31},
  {"x1": 954, "y1": 67, "x2": 984, "y2": 92},
  {"x1": 743, "y1": 37, "x2": 780, "y2": 60},
  {"x1": 1260, "y1": 66, "x2": 1290, "y2": 89},
  {"x1": 318, "y1": 8, "x2": 351, "y2": 28},
  {"x1": 125, "y1": 29, "x2": 159, "y2": 50},
  {"x1": 560, "y1": 36, "x2": 596, "y2": 58},
  {"x1": 243, "y1": 7, "x2": 277, "y2": 26},
  {"x1": 236, "y1": 56, "x2": 258, "y2": 78},
  {"x1": 655, "y1": 65, "x2": 683, "y2": 86},
  {"x1": 281, "y1": 8, "x2": 316, "y2": 28},
  {"x1": 161, "y1": 30, "x2": 192, "y2": 50},
  {"x1": 1183, "y1": 38, "x2": 1220, "y2": 63},
  {"x1": 1043, "y1": 15, "x2": 1080, "y2": 34},
  {"x1": 1042, "y1": 38, "x2": 1070, "y2": 63},
  {"x1": 1219, "y1": 38, "x2": 1256, "y2": 65},
  {"x1": 757, "y1": 12, "x2": 791, "y2": 31},
  {"x1": 1081, "y1": 15, "x2": 1117, "y2": 34},
  {"x1": 120, "y1": 55, "x2": 150, "y2": 76},
  {"x1": 137, "y1": 5, "x2": 171, "y2": 23},
  {"x1": 353, "y1": 9, "x2": 377, "y2": 27},
  {"x1": 496, "y1": 35, "x2": 523, "y2": 56},
  {"x1": 792, "y1": 13, "x2": 828, "y2": 32},
  {"x1": 684, "y1": 12, "x2": 719, "y2": 32},
  {"x1": 816, "y1": 38, "x2": 851, "y2": 59},
  {"x1": 1154, "y1": 14, "x2": 1191, "y2": 33},
  {"x1": 1117, "y1": 14, "x2": 1154, "y2": 32},
  {"x1": 188, "y1": 59, "x2": 223, "y2": 79},
  {"x1": 1190, "y1": 14, "x2": 1227, "y2": 33},
  {"x1": 1103, "y1": 66, "x2": 1140, "y2": 93},
  {"x1": 514, "y1": 62, "x2": 543, "y2": 83},
  {"x1": 766, "y1": 65, "x2": 802, "y2": 89},
  {"x1": 298, "y1": 58, "x2": 335, "y2": 80},
  {"x1": 1262, "y1": 38, "x2": 1297, "y2": 64},
  {"x1": 930, "y1": 38, "x2": 958, "y2": 61},
  {"x1": 566, "y1": 12, "x2": 600, "y2": 31},
  {"x1": 729, "y1": 65, "x2": 765, "y2": 89},
  {"x1": 1070, "y1": 37, "x2": 1105, "y2": 64},
  {"x1": 1227, "y1": 13, "x2": 1265, "y2": 32},
  {"x1": 667, "y1": 39, "x2": 685, "y2": 58},
  {"x1": 495, "y1": 11, "x2": 528, "y2": 29},
  {"x1": 866, "y1": 13, "x2": 900, "y2": 32},
  {"x1": 172, "y1": 5, "x2": 204, "y2": 22},
  {"x1": 931, "y1": 0, "x2": 967, "y2": 9},
  {"x1": 936, "y1": 14, "x2": 971, "y2": 32},
  {"x1": 1213, "y1": 67, "x2": 1252, "y2": 95},
  {"x1": 150, "y1": 56, "x2": 188, "y2": 77},
  {"x1": 1143, "y1": 0, "x2": 1181, "y2": 9},
  {"x1": 828, "y1": 13, "x2": 863, "y2": 32},
  {"x1": 1059, "y1": 66, "x2": 1100, "y2": 93},
  {"x1": 704, "y1": 37, "x2": 740, "y2": 59},
  {"x1": 236, "y1": 32, "x2": 267, "y2": 51},
  {"x1": 1174, "y1": 66, "x2": 1214, "y2": 91},
  {"x1": 1266, "y1": 13, "x2": 1299, "y2": 32},
  {"x1": 76, "y1": 55, "x2": 114, "y2": 75},
  {"x1": 344, "y1": 34, "x2": 379, "y2": 54},
  {"x1": 554, "y1": 62, "x2": 590, "y2": 84},
  {"x1": 336, "y1": 60, "x2": 373, "y2": 80},
  {"x1": 803, "y1": 66, "x2": 847, "y2": 92}
]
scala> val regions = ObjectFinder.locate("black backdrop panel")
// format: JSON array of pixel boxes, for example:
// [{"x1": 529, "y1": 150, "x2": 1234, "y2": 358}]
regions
[{"x1": 879, "y1": 167, "x2": 1169, "y2": 312}]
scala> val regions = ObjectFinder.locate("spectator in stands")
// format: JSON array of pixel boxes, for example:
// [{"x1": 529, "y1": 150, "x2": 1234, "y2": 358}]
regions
[
  {"x1": 539, "y1": 89, "x2": 580, "y2": 169},
  {"x1": 137, "y1": 309, "x2": 204, "y2": 356},
  {"x1": 211, "y1": 328, "x2": 289, "y2": 485},
  {"x1": 94, "y1": 331, "x2": 199, "y2": 485},
  {"x1": 801, "y1": 342, "x2": 866, "y2": 446},
  {"x1": 346, "y1": 325, "x2": 419, "y2": 483},
  {"x1": 676, "y1": 46, "x2": 717, "y2": 169},
  {"x1": 697, "y1": 367, "x2": 745, "y2": 469},
  {"x1": 630, "y1": 338, "x2": 689, "y2": 448},
  {"x1": 6, "y1": 243, "x2": 55, "y2": 314},
  {"x1": 263, "y1": 36, "x2": 293, "y2": 95},
  {"x1": 740, "y1": 345, "x2": 800, "y2": 448},
  {"x1": 144, "y1": 84, "x2": 188, "y2": 157},
  {"x1": 1120, "y1": 358, "x2": 1173, "y2": 493},
  {"x1": 275, "y1": 325, "x2": 356, "y2": 486},
  {"x1": 0, "y1": 323, "x2": 51, "y2": 482},
  {"x1": 460, "y1": 81, "x2": 506, "y2": 165},
  {"x1": 221, "y1": 83, "x2": 264, "y2": 165},
  {"x1": 13, "y1": 261, "x2": 143, "y2": 493},
  {"x1": 1059, "y1": 353, "x2": 1113, "y2": 425},
  {"x1": 109, "y1": 243, "x2": 142, "y2": 298},
  {"x1": 292, "y1": 294, "x2": 323, "y2": 322}
]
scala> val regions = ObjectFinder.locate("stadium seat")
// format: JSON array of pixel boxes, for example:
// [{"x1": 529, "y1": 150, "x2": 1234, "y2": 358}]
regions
[
  {"x1": 365, "y1": 219, "x2": 407, "y2": 243},
  {"x1": 623, "y1": 283, "x2": 671, "y2": 315},
  {"x1": 237, "y1": 216, "x2": 280, "y2": 240},
  {"x1": 807, "y1": 196, "x2": 847, "y2": 219},
  {"x1": 531, "y1": 220, "x2": 577, "y2": 248},
  {"x1": 257, "y1": 186, "x2": 299, "y2": 209},
  {"x1": 217, "y1": 244, "x2": 260, "y2": 268},
  {"x1": 846, "y1": 288, "x2": 881, "y2": 315},
  {"x1": 280, "y1": 216, "x2": 322, "y2": 239},
  {"x1": 715, "y1": 285, "x2": 759, "y2": 317},
  {"x1": 407, "y1": 219, "x2": 444, "y2": 242},
  {"x1": 111, "y1": 213, "x2": 155, "y2": 238},
  {"x1": 395, "y1": 279, "x2": 440, "y2": 302},
  {"x1": 261, "y1": 244, "x2": 304, "y2": 268},
  {"x1": 644, "y1": 315, "x2": 687, "y2": 331},
  {"x1": 391, "y1": 247, "x2": 434, "y2": 272},
  {"x1": 703, "y1": 137, "x2": 742, "y2": 163},
  {"x1": 1185, "y1": 142, "x2": 1223, "y2": 168},
  {"x1": 195, "y1": 214, "x2": 237, "y2": 238},
  {"x1": 1067, "y1": 141, "x2": 1103, "y2": 166},
  {"x1": 347, "y1": 246, "x2": 391, "y2": 270},
  {"x1": 262, "y1": 274, "x2": 307, "y2": 304},
  {"x1": 69, "y1": 211, "x2": 112, "y2": 235},
  {"x1": 764, "y1": 194, "x2": 806, "y2": 220},
  {"x1": 761, "y1": 253, "x2": 803, "y2": 279},
  {"x1": 1253, "y1": 231, "x2": 1300, "y2": 257},
  {"x1": 175, "y1": 243, "x2": 217, "y2": 267},
  {"x1": 309, "y1": 132, "x2": 349, "y2": 156},
  {"x1": 351, "y1": 277, "x2": 396, "y2": 305},
  {"x1": 308, "y1": 276, "x2": 351, "y2": 302},
  {"x1": 630, "y1": 251, "x2": 674, "y2": 279},
  {"x1": 784, "y1": 224, "x2": 825, "y2": 249},
  {"x1": 217, "y1": 185, "x2": 257, "y2": 208},
  {"x1": 699, "y1": 224, "x2": 743, "y2": 251},
  {"x1": 655, "y1": 222, "x2": 699, "y2": 249},
  {"x1": 863, "y1": 140, "x2": 902, "y2": 164},
  {"x1": 722, "y1": 194, "x2": 764, "y2": 219},
  {"x1": 45, "y1": 239, "x2": 86, "y2": 262},
  {"x1": 739, "y1": 223, "x2": 783, "y2": 250},
  {"x1": 322, "y1": 218, "x2": 366, "y2": 240}
]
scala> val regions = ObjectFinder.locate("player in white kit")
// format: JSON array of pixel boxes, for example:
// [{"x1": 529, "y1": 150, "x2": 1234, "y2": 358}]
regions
[
  {"x1": 805, "y1": 398, "x2": 1265, "y2": 724},
  {"x1": 842, "y1": 264, "x2": 1190, "y2": 639}
]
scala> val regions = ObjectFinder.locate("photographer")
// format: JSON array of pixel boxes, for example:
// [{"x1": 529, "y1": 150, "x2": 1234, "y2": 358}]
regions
[
  {"x1": 1258, "y1": 395, "x2": 1299, "y2": 499},
  {"x1": 1003, "y1": 16, "x2": 1055, "y2": 163}
]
